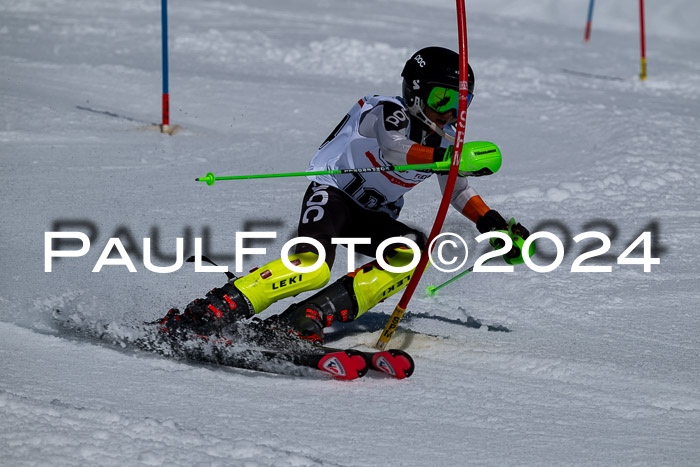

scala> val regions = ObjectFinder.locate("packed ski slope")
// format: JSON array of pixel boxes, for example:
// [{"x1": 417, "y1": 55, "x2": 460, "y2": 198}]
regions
[{"x1": 2, "y1": 0, "x2": 700, "y2": 465}]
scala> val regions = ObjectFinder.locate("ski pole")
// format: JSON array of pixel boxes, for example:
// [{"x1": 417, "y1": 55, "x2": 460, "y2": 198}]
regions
[
  {"x1": 426, "y1": 264, "x2": 476, "y2": 297},
  {"x1": 195, "y1": 141, "x2": 502, "y2": 186},
  {"x1": 426, "y1": 257, "x2": 495, "y2": 296},
  {"x1": 426, "y1": 223, "x2": 534, "y2": 296},
  {"x1": 195, "y1": 163, "x2": 440, "y2": 186}
]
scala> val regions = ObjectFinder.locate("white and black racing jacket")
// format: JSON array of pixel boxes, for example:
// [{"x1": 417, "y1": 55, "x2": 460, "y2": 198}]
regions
[{"x1": 307, "y1": 95, "x2": 481, "y2": 219}]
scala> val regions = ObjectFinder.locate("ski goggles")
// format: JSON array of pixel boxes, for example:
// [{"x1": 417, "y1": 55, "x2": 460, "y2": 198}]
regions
[{"x1": 426, "y1": 86, "x2": 473, "y2": 114}]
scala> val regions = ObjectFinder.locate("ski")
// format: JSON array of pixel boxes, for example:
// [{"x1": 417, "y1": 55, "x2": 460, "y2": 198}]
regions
[
  {"x1": 172, "y1": 319, "x2": 416, "y2": 380},
  {"x1": 312, "y1": 349, "x2": 369, "y2": 380},
  {"x1": 150, "y1": 329, "x2": 371, "y2": 380},
  {"x1": 366, "y1": 349, "x2": 415, "y2": 379},
  {"x1": 52, "y1": 310, "x2": 412, "y2": 380},
  {"x1": 185, "y1": 332, "x2": 414, "y2": 380},
  {"x1": 321, "y1": 347, "x2": 415, "y2": 379},
  {"x1": 221, "y1": 347, "x2": 370, "y2": 381},
  {"x1": 178, "y1": 335, "x2": 415, "y2": 380}
]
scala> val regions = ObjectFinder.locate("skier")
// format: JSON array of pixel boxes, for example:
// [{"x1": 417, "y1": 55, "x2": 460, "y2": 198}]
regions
[{"x1": 159, "y1": 46, "x2": 529, "y2": 343}]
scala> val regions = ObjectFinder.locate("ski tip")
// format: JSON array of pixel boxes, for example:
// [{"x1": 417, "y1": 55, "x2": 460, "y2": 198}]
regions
[
  {"x1": 318, "y1": 350, "x2": 368, "y2": 380},
  {"x1": 372, "y1": 349, "x2": 415, "y2": 379}
]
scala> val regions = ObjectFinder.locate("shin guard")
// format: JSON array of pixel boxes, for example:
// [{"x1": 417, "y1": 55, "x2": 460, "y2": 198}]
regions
[
  {"x1": 233, "y1": 252, "x2": 330, "y2": 315},
  {"x1": 350, "y1": 248, "x2": 419, "y2": 317}
]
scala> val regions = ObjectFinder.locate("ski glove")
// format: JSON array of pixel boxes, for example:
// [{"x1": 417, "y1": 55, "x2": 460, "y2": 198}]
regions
[
  {"x1": 476, "y1": 209, "x2": 508, "y2": 234},
  {"x1": 476, "y1": 210, "x2": 531, "y2": 240},
  {"x1": 509, "y1": 220, "x2": 530, "y2": 241},
  {"x1": 498, "y1": 219, "x2": 533, "y2": 265},
  {"x1": 433, "y1": 145, "x2": 454, "y2": 163},
  {"x1": 477, "y1": 211, "x2": 532, "y2": 264}
]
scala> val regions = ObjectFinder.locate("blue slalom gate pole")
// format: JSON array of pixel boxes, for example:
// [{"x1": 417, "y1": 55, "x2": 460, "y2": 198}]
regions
[
  {"x1": 584, "y1": 0, "x2": 595, "y2": 42},
  {"x1": 161, "y1": 0, "x2": 170, "y2": 132}
]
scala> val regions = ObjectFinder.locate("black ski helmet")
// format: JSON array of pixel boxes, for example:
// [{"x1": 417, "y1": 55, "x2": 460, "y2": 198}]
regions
[{"x1": 401, "y1": 46, "x2": 474, "y2": 119}]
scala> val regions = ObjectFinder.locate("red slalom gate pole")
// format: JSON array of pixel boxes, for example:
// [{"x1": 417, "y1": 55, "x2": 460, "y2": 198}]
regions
[
  {"x1": 639, "y1": 0, "x2": 647, "y2": 80},
  {"x1": 375, "y1": 0, "x2": 470, "y2": 350}
]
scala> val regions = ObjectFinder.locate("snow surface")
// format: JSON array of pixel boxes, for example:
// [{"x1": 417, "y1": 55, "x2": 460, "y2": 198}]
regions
[{"x1": 2, "y1": 0, "x2": 700, "y2": 465}]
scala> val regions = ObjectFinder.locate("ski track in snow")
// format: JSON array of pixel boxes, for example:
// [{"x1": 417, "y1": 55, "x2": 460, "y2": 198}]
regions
[{"x1": 2, "y1": 0, "x2": 700, "y2": 465}]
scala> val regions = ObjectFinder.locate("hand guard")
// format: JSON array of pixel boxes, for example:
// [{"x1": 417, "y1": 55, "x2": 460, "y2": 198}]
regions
[
  {"x1": 433, "y1": 142, "x2": 502, "y2": 177},
  {"x1": 477, "y1": 211, "x2": 533, "y2": 265},
  {"x1": 495, "y1": 219, "x2": 533, "y2": 265},
  {"x1": 433, "y1": 145, "x2": 454, "y2": 163},
  {"x1": 433, "y1": 145, "x2": 472, "y2": 177},
  {"x1": 509, "y1": 220, "x2": 530, "y2": 240}
]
